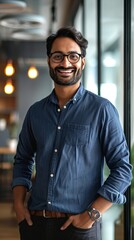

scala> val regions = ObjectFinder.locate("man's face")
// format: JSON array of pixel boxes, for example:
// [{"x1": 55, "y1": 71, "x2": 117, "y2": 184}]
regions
[{"x1": 48, "y1": 37, "x2": 85, "y2": 86}]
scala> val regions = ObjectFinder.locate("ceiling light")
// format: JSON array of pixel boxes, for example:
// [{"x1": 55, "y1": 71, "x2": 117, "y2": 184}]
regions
[
  {"x1": 4, "y1": 60, "x2": 15, "y2": 76},
  {"x1": 28, "y1": 66, "x2": 38, "y2": 79},
  {"x1": 4, "y1": 78, "x2": 14, "y2": 94},
  {"x1": 0, "y1": 14, "x2": 45, "y2": 29},
  {"x1": 11, "y1": 28, "x2": 46, "y2": 40},
  {"x1": 0, "y1": 0, "x2": 27, "y2": 14}
]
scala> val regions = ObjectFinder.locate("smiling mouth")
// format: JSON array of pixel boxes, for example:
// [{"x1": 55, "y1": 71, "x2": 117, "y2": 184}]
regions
[{"x1": 56, "y1": 68, "x2": 75, "y2": 76}]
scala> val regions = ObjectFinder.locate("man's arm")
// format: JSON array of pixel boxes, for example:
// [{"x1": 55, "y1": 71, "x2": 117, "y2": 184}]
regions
[{"x1": 13, "y1": 185, "x2": 33, "y2": 225}]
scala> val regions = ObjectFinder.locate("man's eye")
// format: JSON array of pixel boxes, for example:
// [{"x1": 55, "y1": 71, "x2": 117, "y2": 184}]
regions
[
  {"x1": 54, "y1": 54, "x2": 62, "y2": 59},
  {"x1": 70, "y1": 54, "x2": 78, "y2": 59}
]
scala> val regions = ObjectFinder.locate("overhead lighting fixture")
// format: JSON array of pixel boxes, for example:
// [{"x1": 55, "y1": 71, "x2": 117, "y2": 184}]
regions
[
  {"x1": 11, "y1": 28, "x2": 46, "y2": 40},
  {"x1": 0, "y1": 0, "x2": 27, "y2": 14},
  {"x1": 4, "y1": 78, "x2": 14, "y2": 94},
  {"x1": 4, "y1": 59, "x2": 15, "y2": 76},
  {"x1": 0, "y1": 14, "x2": 45, "y2": 29},
  {"x1": 28, "y1": 66, "x2": 38, "y2": 79}
]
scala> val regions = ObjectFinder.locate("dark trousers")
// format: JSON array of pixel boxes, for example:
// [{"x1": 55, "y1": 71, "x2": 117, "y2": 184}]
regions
[{"x1": 19, "y1": 216, "x2": 102, "y2": 240}]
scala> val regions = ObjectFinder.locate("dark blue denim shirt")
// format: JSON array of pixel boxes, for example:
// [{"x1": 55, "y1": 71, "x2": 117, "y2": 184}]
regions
[{"x1": 12, "y1": 84, "x2": 132, "y2": 214}]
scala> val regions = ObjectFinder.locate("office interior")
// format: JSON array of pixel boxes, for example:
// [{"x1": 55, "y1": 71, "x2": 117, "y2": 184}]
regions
[{"x1": 0, "y1": 0, "x2": 133, "y2": 239}]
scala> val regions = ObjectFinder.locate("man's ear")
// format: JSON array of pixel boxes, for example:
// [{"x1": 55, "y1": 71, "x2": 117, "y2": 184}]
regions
[
  {"x1": 82, "y1": 58, "x2": 86, "y2": 70},
  {"x1": 82, "y1": 64, "x2": 85, "y2": 70}
]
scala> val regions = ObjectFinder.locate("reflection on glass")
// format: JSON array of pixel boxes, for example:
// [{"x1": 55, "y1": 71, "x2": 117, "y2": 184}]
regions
[{"x1": 102, "y1": 52, "x2": 117, "y2": 67}]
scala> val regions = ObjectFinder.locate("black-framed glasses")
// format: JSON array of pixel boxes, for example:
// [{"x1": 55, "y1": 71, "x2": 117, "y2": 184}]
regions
[{"x1": 49, "y1": 52, "x2": 83, "y2": 64}]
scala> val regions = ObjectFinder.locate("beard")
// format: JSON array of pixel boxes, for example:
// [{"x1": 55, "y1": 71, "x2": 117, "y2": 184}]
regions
[{"x1": 49, "y1": 66, "x2": 83, "y2": 86}]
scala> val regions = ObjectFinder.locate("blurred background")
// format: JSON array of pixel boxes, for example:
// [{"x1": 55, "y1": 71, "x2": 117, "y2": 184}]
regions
[{"x1": 0, "y1": 0, "x2": 133, "y2": 239}]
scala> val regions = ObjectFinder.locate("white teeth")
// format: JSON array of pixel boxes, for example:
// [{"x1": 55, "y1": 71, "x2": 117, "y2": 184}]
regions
[{"x1": 58, "y1": 69, "x2": 73, "y2": 73}]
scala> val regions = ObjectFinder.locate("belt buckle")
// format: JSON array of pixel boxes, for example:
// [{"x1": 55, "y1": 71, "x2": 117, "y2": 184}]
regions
[
  {"x1": 42, "y1": 210, "x2": 45, "y2": 217},
  {"x1": 43, "y1": 210, "x2": 47, "y2": 218},
  {"x1": 43, "y1": 210, "x2": 51, "y2": 218}
]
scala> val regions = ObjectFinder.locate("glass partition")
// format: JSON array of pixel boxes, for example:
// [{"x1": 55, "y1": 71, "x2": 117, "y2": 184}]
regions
[
  {"x1": 74, "y1": 0, "x2": 134, "y2": 239},
  {"x1": 101, "y1": 1, "x2": 124, "y2": 240},
  {"x1": 75, "y1": 0, "x2": 125, "y2": 239}
]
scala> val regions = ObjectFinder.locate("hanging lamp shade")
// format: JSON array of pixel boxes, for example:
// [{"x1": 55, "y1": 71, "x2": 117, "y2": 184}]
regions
[
  {"x1": 0, "y1": 0, "x2": 27, "y2": 13},
  {"x1": 11, "y1": 28, "x2": 46, "y2": 40},
  {"x1": 0, "y1": 14, "x2": 45, "y2": 29}
]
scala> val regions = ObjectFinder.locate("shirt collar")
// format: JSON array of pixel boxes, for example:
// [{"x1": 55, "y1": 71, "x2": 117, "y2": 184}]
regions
[
  {"x1": 49, "y1": 84, "x2": 85, "y2": 105},
  {"x1": 72, "y1": 84, "x2": 85, "y2": 104}
]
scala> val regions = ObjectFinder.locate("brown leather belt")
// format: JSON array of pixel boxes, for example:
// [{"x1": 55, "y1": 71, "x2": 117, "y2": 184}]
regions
[{"x1": 30, "y1": 210, "x2": 68, "y2": 218}]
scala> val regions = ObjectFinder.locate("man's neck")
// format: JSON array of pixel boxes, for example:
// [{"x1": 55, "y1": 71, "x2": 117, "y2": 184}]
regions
[{"x1": 54, "y1": 82, "x2": 80, "y2": 108}]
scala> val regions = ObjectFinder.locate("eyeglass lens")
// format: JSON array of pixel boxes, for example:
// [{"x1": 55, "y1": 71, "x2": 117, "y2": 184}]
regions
[{"x1": 50, "y1": 52, "x2": 81, "y2": 63}]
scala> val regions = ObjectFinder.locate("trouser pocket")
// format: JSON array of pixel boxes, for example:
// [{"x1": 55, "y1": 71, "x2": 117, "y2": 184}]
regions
[{"x1": 69, "y1": 221, "x2": 102, "y2": 240}]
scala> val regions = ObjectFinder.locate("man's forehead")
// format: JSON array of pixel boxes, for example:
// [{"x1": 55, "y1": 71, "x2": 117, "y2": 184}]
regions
[{"x1": 51, "y1": 37, "x2": 81, "y2": 52}]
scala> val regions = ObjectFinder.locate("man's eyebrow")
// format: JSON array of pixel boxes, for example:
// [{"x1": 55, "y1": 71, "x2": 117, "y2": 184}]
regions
[{"x1": 51, "y1": 51, "x2": 80, "y2": 54}]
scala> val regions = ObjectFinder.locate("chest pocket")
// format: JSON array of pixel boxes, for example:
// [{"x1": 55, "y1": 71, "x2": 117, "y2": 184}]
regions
[{"x1": 65, "y1": 123, "x2": 89, "y2": 146}]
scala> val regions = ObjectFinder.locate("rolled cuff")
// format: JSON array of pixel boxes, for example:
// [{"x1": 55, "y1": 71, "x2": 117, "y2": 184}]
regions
[
  {"x1": 97, "y1": 187, "x2": 127, "y2": 204},
  {"x1": 11, "y1": 177, "x2": 32, "y2": 191}
]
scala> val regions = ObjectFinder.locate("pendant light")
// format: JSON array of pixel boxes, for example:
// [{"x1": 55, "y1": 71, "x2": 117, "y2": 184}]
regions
[
  {"x1": 28, "y1": 65, "x2": 38, "y2": 79},
  {"x1": 4, "y1": 78, "x2": 14, "y2": 94},
  {"x1": 4, "y1": 59, "x2": 15, "y2": 76}
]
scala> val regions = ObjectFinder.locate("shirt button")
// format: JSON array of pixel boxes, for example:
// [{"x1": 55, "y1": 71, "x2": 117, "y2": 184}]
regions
[
  {"x1": 63, "y1": 105, "x2": 66, "y2": 109},
  {"x1": 50, "y1": 174, "x2": 54, "y2": 177},
  {"x1": 57, "y1": 108, "x2": 61, "y2": 112},
  {"x1": 74, "y1": 98, "x2": 76, "y2": 101},
  {"x1": 54, "y1": 149, "x2": 58, "y2": 152},
  {"x1": 48, "y1": 201, "x2": 51, "y2": 205},
  {"x1": 58, "y1": 126, "x2": 61, "y2": 130}
]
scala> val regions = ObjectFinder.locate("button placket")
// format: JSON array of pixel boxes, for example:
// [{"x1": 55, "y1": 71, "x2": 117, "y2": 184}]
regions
[{"x1": 47, "y1": 104, "x2": 67, "y2": 207}]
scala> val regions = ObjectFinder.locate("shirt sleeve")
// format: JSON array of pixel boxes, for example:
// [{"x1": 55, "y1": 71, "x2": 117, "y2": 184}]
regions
[
  {"x1": 97, "y1": 101, "x2": 133, "y2": 204},
  {"x1": 11, "y1": 107, "x2": 36, "y2": 191}
]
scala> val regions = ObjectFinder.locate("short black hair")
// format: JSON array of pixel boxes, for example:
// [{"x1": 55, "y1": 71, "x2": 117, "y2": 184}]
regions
[{"x1": 46, "y1": 26, "x2": 88, "y2": 57}]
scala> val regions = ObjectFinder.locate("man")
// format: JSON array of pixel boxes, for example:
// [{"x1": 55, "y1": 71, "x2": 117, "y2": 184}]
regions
[{"x1": 12, "y1": 26, "x2": 132, "y2": 240}]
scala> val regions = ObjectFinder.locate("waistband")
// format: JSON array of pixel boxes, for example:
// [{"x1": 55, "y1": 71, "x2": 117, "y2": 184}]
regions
[{"x1": 30, "y1": 210, "x2": 69, "y2": 218}]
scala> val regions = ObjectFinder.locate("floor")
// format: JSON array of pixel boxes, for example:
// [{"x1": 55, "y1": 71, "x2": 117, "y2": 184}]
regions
[{"x1": 0, "y1": 202, "x2": 19, "y2": 240}]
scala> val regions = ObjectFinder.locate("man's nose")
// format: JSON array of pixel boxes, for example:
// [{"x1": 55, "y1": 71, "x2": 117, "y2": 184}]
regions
[{"x1": 60, "y1": 56, "x2": 71, "y2": 67}]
